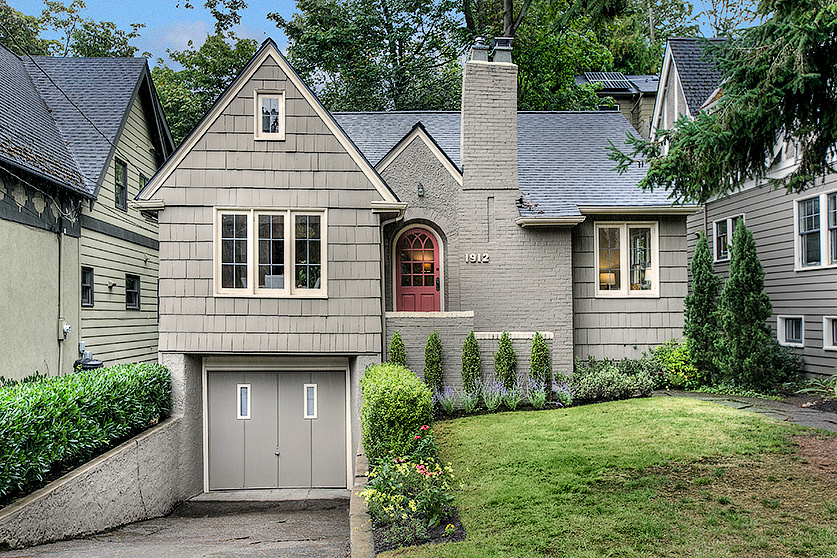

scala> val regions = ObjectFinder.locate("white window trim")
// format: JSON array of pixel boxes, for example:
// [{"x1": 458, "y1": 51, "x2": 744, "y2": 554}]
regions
[
  {"x1": 793, "y1": 189, "x2": 837, "y2": 271},
  {"x1": 824, "y1": 316, "x2": 837, "y2": 351},
  {"x1": 303, "y1": 383, "x2": 317, "y2": 419},
  {"x1": 237, "y1": 383, "x2": 251, "y2": 420},
  {"x1": 593, "y1": 222, "x2": 660, "y2": 298},
  {"x1": 254, "y1": 90, "x2": 285, "y2": 140},
  {"x1": 712, "y1": 214, "x2": 745, "y2": 262},
  {"x1": 777, "y1": 316, "x2": 804, "y2": 348},
  {"x1": 214, "y1": 207, "x2": 327, "y2": 298}
]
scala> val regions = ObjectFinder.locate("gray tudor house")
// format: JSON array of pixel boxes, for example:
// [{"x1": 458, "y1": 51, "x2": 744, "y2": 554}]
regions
[
  {"x1": 654, "y1": 37, "x2": 837, "y2": 377},
  {"x1": 138, "y1": 38, "x2": 695, "y2": 493},
  {"x1": 0, "y1": 44, "x2": 173, "y2": 380}
]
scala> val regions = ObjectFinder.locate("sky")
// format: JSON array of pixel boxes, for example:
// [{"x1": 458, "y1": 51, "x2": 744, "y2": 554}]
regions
[{"x1": 9, "y1": 0, "x2": 298, "y2": 62}]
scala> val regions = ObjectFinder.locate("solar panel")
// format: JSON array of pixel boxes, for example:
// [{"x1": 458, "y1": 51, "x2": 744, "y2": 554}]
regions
[{"x1": 584, "y1": 72, "x2": 632, "y2": 91}]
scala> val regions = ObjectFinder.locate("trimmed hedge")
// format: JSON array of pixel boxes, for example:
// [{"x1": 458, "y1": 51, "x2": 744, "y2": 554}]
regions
[
  {"x1": 360, "y1": 363, "x2": 433, "y2": 462},
  {"x1": 0, "y1": 363, "x2": 171, "y2": 502}
]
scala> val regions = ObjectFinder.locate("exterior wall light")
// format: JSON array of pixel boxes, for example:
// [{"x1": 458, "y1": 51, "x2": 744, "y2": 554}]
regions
[{"x1": 417, "y1": 183, "x2": 425, "y2": 197}]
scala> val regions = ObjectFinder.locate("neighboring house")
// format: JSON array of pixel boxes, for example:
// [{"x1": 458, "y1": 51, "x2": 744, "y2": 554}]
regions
[
  {"x1": 575, "y1": 72, "x2": 659, "y2": 138},
  {"x1": 0, "y1": 43, "x2": 174, "y2": 380},
  {"x1": 138, "y1": 38, "x2": 695, "y2": 494},
  {"x1": 654, "y1": 37, "x2": 837, "y2": 377}
]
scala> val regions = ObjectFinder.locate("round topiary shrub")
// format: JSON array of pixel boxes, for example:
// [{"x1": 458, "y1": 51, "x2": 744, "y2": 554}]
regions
[{"x1": 360, "y1": 363, "x2": 433, "y2": 462}]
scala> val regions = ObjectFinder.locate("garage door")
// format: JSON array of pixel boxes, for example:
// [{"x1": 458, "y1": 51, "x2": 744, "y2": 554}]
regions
[{"x1": 207, "y1": 371, "x2": 346, "y2": 490}]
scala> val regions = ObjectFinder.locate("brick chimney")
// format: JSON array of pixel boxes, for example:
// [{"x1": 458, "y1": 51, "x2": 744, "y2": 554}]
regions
[{"x1": 460, "y1": 37, "x2": 518, "y2": 192}]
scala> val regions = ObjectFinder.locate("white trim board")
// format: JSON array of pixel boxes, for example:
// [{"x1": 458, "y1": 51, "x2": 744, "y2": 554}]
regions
[
  {"x1": 376, "y1": 124, "x2": 463, "y2": 186},
  {"x1": 138, "y1": 40, "x2": 397, "y2": 204}
]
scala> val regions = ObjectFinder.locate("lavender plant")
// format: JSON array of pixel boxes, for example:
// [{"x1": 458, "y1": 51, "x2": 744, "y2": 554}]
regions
[
  {"x1": 433, "y1": 385, "x2": 457, "y2": 414},
  {"x1": 482, "y1": 378, "x2": 505, "y2": 412}
]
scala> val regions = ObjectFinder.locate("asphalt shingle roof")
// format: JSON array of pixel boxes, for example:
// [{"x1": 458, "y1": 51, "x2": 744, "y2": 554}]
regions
[
  {"x1": 668, "y1": 37, "x2": 726, "y2": 116},
  {"x1": 335, "y1": 110, "x2": 668, "y2": 218}
]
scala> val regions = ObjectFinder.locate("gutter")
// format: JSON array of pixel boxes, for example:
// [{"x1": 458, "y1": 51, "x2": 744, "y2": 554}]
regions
[
  {"x1": 371, "y1": 201, "x2": 407, "y2": 219},
  {"x1": 515, "y1": 216, "x2": 586, "y2": 228},
  {"x1": 129, "y1": 199, "x2": 165, "y2": 211},
  {"x1": 576, "y1": 205, "x2": 700, "y2": 215}
]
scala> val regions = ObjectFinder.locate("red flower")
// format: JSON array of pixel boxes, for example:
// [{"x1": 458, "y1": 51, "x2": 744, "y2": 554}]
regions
[
  {"x1": 420, "y1": 425, "x2": 430, "y2": 431},
  {"x1": 414, "y1": 435, "x2": 421, "y2": 439}
]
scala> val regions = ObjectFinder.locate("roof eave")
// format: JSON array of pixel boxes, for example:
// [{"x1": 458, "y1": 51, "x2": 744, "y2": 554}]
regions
[
  {"x1": 577, "y1": 205, "x2": 701, "y2": 215},
  {"x1": 515, "y1": 216, "x2": 586, "y2": 227}
]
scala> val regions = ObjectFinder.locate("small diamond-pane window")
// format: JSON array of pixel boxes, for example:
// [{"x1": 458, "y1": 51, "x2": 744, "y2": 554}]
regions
[
  {"x1": 237, "y1": 384, "x2": 251, "y2": 420},
  {"x1": 304, "y1": 384, "x2": 317, "y2": 419}
]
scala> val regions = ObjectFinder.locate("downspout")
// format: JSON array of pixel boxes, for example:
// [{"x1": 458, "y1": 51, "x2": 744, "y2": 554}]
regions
[{"x1": 56, "y1": 211, "x2": 63, "y2": 376}]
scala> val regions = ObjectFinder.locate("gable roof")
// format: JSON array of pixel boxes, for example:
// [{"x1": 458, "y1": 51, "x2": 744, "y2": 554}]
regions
[
  {"x1": 667, "y1": 37, "x2": 726, "y2": 116},
  {"x1": 336, "y1": 110, "x2": 683, "y2": 219},
  {"x1": 372, "y1": 122, "x2": 462, "y2": 185},
  {"x1": 139, "y1": 39, "x2": 398, "y2": 204}
]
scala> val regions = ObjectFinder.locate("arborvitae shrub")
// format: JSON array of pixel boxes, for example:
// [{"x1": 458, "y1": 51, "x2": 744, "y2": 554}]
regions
[
  {"x1": 683, "y1": 231, "x2": 722, "y2": 383},
  {"x1": 360, "y1": 364, "x2": 432, "y2": 462},
  {"x1": 494, "y1": 332, "x2": 517, "y2": 389},
  {"x1": 388, "y1": 330, "x2": 407, "y2": 366},
  {"x1": 424, "y1": 331, "x2": 443, "y2": 393},
  {"x1": 529, "y1": 332, "x2": 551, "y2": 391},
  {"x1": 461, "y1": 331, "x2": 481, "y2": 394}
]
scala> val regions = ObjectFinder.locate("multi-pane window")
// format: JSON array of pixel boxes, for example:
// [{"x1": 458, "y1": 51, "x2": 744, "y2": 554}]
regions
[
  {"x1": 254, "y1": 91, "x2": 285, "y2": 140},
  {"x1": 799, "y1": 198, "x2": 820, "y2": 266},
  {"x1": 115, "y1": 159, "x2": 128, "y2": 211},
  {"x1": 294, "y1": 214, "x2": 322, "y2": 289},
  {"x1": 126, "y1": 274, "x2": 140, "y2": 309},
  {"x1": 595, "y1": 222, "x2": 659, "y2": 297},
  {"x1": 778, "y1": 316, "x2": 803, "y2": 346},
  {"x1": 824, "y1": 317, "x2": 837, "y2": 351},
  {"x1": 216, "y1": 209, "x2": 326, "y2": 296},
  {"x1": 713, "y1": 215, "x2": 744, "y2": 261},
  {"x1": 399, "y1": 230, "x2": 436, "y2": 288},
  {"x1": 795, "y1": 192, "x2": 837, "y2": 269},
  {"x1": 81, "y1": 267, "x2": 94, "y2": 307}
]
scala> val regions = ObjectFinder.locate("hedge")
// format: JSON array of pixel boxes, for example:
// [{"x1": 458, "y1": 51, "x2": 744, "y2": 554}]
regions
[
  {"x1": 360, "y1": 363, "x2": 432, "y2": 462},
  {"x1": 0, "y1": 363, "x2": 171, "y2": 502}
]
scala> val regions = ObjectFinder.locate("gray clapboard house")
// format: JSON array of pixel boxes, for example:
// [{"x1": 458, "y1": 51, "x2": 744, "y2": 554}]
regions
[
  {"x1": 0, "y1": 44, "x2": 173, "y2": 380},
  {"x1": 654, "y1": 37, "x2": 837, "y2": 377},
  {"x1": 138, "y1": 38, "x2": 696, "y2": 493}
]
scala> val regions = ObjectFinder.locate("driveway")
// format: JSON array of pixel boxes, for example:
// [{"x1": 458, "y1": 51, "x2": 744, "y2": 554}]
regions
[{"x1": 0, "y1": 506, "x2": 349, "y2": 558}]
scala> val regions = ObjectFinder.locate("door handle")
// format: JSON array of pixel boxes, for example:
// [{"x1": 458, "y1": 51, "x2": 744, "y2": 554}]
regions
[
  {"x1": 435, "y1": 277, "x2": 440, "y2": 292},
  {"x1": 275, "y1": 451, "x2": 280, "y2": 456}
]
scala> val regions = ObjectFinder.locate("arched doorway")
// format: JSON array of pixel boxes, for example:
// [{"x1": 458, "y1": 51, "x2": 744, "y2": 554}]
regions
[{"x1": 395, "y1": 228, "x2": 441, "y2": 312}]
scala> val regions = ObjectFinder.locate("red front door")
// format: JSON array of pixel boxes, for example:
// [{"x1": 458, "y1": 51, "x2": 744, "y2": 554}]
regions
[{"x1": 396, "y1": 229, "x2": 440, "y2": 312}]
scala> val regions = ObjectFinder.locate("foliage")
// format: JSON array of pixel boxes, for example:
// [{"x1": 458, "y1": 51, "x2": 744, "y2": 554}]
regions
[
  {"x1": 459, "y1": 386, "x2": 482, "y2": 413},
  {"x1": 526, "y1": 378, "x2": 548, "y2": 409},
  {"x1": 695, "y1": 382, "x2": 783, "y2": 400},
  {"x1": 494, "y1": 332, "x2": 517, "y2": 389},
  {"x1": 69, "y1": 19, "x2": 145, "y2": 57},
  {"x1": 433, "y1": 385, "x2": 457, "y2": 414},
  {"x1": 611, "y1": 0, "x2": 837, "y2": 203},
  {"x1": 481, "y1": 378, "x2": 505, "y2": 412},
  {"x1": 389, "y1": 330, "x2": 407, "y2": 367},
  {"x1": 716, "y1": 220, "x2": 799, "y2": 390},
  {"x1": 0, "y1": 371, "x2": 47, "y2": 389},
  {"x1": 683, "y1": 231, "x2": 723, "y2": 382},
  {"x1": 529, "y1": 332, "x2": 551, "y2": 395},
  {"x1": 697, "y1": 0, "x2": 758, "y2": 36},
  {"x1": 501, "y1": 384, "x2": 524, "y2": 411},
  {"x1": 360, "y1": 363, "x2": 433, "y2": 462},
  {"x1": 0, "y1": 363, "x2": 171, "y2": 502},
  {"x1": 571, "y1": 355, "x2": 656, "y2": 402},
  {"x1": 424, "y1": 331, "x2": 443, "y2": 393},
  {"x1": 796, "y1": 375, "x2": 837, "y2": 400},
  {"x1": 0, "y1": 2, "x2": 55, "y2": 55},
  {"x1": 554, "y1": 376, "x2": 574, "y2": 407},
  {"x1": 151, "y1": 33, "x2": 258, "y2": 145},
  {"x1": 461, "y1": 331, "x2": 481, "y2": 395},
  {"x1": 651, "y1": 339, "x2": 701, "y2": 389},
  {"x1": 271, "y1": 0, "x2": 463, "y2": 112}
]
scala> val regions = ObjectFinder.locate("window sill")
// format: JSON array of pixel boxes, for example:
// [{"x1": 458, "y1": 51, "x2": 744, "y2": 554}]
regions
[
  {"x1": 214, "y1": 292, "x2": 328, "y2": 299},
  {"x1": 594, "y1": 292, "x2": 660, "y2": 299},
  {"x1": 794, "y1": 262, "x2": 837, "y2": 272},
  {"x1": 778, "y1": 341, "x2": 804, "y2": 348},
  {"x1": 823, "y1": 346, "x2": 837, "y2": 352}
]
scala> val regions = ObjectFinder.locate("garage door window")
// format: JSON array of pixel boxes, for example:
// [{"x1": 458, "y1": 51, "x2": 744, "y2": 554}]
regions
[
  {"x1": 237, "y1": 384, "x2": 251, "y2": 419},
  {"x1": 304, "y1": 384, "x2": 317, "y2": 419}
]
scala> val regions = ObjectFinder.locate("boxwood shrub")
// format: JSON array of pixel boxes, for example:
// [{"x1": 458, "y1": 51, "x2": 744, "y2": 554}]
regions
[
  {"x1": 0, "y1": 363, "x2": 171, "y2": 502},
  {"x1": 360, "y1": 363, "x2": 432, "y2": 462}
]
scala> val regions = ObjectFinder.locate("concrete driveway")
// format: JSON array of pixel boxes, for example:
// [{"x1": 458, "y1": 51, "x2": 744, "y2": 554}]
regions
[{"x1": 0, "y1": 506, "x2": 349, "y2": 558}]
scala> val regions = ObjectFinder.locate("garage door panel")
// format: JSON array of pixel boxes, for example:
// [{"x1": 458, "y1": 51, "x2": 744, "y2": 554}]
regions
[
  {"x1": 208, "y1": 372, "x2": 246, "y2": 490},
  {"x1": 243, "y1": 373, "x2": 279, "y2": 489},
  {"x1": 278, "y1": 372, "x2": 312, "y2": 488},
  {"x1": 311, "y1": 372, "x2": 347, "y2": 487}
]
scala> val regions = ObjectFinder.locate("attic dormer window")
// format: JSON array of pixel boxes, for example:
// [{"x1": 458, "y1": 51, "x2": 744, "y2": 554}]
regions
[{"x1": 255, "y1": 90, "x2": 285, "y2": 140}]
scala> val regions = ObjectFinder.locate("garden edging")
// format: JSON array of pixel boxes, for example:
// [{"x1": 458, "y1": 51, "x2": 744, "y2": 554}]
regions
[
  {"x1": 0, "y1": 416, "x2": 192, "y2": 549},
  {"x1": 349, "y1": 441, "x2": 375, "y2": 558}
]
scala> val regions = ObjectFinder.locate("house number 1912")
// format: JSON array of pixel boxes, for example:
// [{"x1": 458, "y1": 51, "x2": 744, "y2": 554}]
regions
[{"x1": 465, "y1": 253, "x2": 490, "y2": 263}]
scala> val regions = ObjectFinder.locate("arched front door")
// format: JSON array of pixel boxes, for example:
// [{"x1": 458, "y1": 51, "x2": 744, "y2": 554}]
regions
[{"x1": 396, "y1": 228, "x2": 440, "y2": 312}]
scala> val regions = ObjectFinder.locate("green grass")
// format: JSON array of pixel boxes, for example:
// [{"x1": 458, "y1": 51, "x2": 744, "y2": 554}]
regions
[{"x1": 383, "y1": 397, "x2": 837, "y2": 558}]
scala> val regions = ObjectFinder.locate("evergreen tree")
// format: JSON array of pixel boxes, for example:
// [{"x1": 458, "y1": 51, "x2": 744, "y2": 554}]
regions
[
  {"x1": 716, "y1": 219, "x2": 784, "y2": 390},
  {"x1": 424, "y1": 331, "x2": 443, "y2": 393},
  {"x1": 388, "y1": 330, "x2": 407, "y2": 367},
  {"x1": 683, "y1": 231, "x2": 722, "y2": 383},
  {"x1": 461, "y1": 331, "x2": 481, "y2": 394},
  {"x1": 494, "y1": 332, "x2": 517, "y2": 389},
  {"x1": 529, "y1": 332, "x2": 551, "y2": 391}
]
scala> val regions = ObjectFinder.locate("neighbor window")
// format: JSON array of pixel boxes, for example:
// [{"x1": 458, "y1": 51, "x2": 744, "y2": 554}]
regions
[
  {"x1": 824, "y1": 317, "x2": 837, "y2": 351},
  {"x1": 81, "y1": 267, "x2": 94, "y2": 307},
  {"x1": 777, "y1": 316, "x2": 804, "y2": 347},
  {"x1": 254, "y1": 90, "x2": 285, "y2": 140},
  {"x1": 115, "y1": 159, "x2": 128, "y2": 211},
  {"x1": 713, "y1": 215, "x2": 744, "y2": 261},
  {"x1": 595, "y1": 222, "x2": 659, "y2": 297},
  {"x1": 126, "y1": 274, "x2": 140, "y2": 309},
  {"x1": 794, "y1": 191, "x2": 837, "y2": 270},
  {"x1": 215, "y1": 209, "x2": 326, "y2": 297}
]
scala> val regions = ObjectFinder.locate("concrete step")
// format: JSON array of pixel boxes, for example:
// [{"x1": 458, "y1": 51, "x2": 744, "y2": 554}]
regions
[{"x1": 175, "y1": 489, "x2": 351, "y2": 517}]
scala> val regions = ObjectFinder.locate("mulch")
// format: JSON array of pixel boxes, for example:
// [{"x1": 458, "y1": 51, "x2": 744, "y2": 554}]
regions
[
  {"x1": 372, "y1": 510, "x2": 466, "y2": 554},
  {"x1": 780, "y1": 394, "x2": 837, "y2": 414}
]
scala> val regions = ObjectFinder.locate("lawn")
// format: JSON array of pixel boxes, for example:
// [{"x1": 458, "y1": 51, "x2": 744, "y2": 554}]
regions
[{"x1": 382, "y1": 397, "x2": 837, "y2": 558}]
